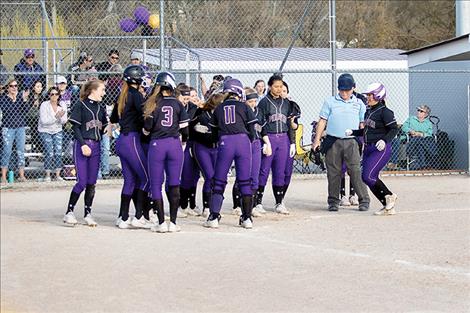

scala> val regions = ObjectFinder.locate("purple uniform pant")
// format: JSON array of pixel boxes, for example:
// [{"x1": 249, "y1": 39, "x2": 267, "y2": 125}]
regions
[
  {"x1": 361, "y1": 143, "x2": 391, "y2": 187},
  {"x1": 148, "y1": 137, "x2": 183, "y2": 200},
  {"x1": 180, "y1": 141, "x2": 200, "y2": 189},
  {"x1": 284, "y1": 151, "x2": 295, "y2": 186},
  {"x1": 258, "y1": 133, "x2": 289, "y2": 187},
  {"x1": 115, "y1": 132, "x2": 149, "y2": 196},
  {"x1": 251, "y1": 139, "x2": 262, "y2": 191},
  {"x1": 211, "y1": 134, "x2": 252, "y2": 214},
  {"x1": 72, "y1": 139, "x2": 100, "y2": 194},
  {"x1": 193, "y1": 142, "x2": 217, "y2": 193}
]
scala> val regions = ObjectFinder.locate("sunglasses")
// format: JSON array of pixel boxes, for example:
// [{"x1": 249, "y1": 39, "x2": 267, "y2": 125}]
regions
[
  {"x1": 110, "y1": 56, "x2": 119, "y2": 60},
  {"x1": 9, "y1": 84, "x2": 18, "y2": 88},
  {"x1": 25, "y1": 56, "x2": 35, "y2": 59},
  {"x1": 50, "y1": 92, "x2": 59, "y2": 96},
  {"x1": 417, "y1": 109, "x2": 426, "y2": 113},
  {"x1": 87, "y1": 59, "x2": 93, "y2": 62}
]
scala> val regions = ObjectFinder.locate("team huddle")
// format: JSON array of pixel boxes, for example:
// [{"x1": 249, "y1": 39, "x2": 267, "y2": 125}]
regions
[{"x1": 62, "y1": 67, "x2": 399, "y2": 232}]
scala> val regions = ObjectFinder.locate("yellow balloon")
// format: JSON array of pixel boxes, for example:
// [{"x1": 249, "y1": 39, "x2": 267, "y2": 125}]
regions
[{"x1": 148, "y1": 14, "x2": 160, "y2": 29}]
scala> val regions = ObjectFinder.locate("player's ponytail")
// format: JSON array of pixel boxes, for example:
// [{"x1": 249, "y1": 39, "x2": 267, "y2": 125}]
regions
[
  {"x1": 202, "y1": 92, "x2": 225, "y2": 111},
  {"x1": 116, "y1": 83, "x2": 129, "y2": 118},
  {"x1": 143, "y1": 85, "x2": 161, "y2": 118}
]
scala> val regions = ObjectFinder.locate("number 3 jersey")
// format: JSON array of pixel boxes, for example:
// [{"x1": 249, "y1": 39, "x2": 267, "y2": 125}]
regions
[
  {"x1": 143, "y1": 96, "x2": 190, "y2": 139},
  {"x1": 209, "y1": 98, "x2": 257, "y2": 139}
]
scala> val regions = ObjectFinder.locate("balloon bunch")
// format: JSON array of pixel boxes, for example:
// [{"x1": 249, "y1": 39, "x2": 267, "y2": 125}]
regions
[{"x1": 120, "y1": 6, "x2": 160, "y2": 34}]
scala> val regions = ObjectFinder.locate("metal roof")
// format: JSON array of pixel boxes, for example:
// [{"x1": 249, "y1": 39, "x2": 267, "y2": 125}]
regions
[
  {"x1": 166, "y1": 47, "x2": 406, "y2": 62},
  {"x1": 401, "y1": 33, "x2": 470, "y2": 55}
]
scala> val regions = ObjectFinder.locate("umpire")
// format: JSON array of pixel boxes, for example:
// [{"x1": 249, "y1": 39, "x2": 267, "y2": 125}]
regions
[{"x1": 312, "y1": 74, "x2": 370, "y2": 211}]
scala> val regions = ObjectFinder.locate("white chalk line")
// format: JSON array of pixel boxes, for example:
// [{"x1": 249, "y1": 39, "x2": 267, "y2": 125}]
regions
[
  {"x1": 308, "y1": 207, "x2": 470, "y2": 219},
  {"x1": 185, "y1": 230, "x2": 470, "y2": 279}
]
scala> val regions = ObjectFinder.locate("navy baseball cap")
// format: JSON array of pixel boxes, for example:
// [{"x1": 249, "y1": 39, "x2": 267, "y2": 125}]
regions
[
  {"x1": 338, "y1": 73, "x2": 355, "y2": 90},
  {"x1": 24, "y1": 49, "x2": 35, "y2": 57}
]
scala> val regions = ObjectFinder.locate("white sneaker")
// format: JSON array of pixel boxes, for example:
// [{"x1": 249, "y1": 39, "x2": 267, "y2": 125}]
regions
[
  {"x1": 63, "y1": 212, "x2": 78, "y2": 225},
  {"x1": 384, "y1": 194, "x2": 398, "y2": 211},
  {"x1": 118, "y1": 218, "x2": 132, "y2": 229},
  {"x1": 340, "y1": 195, "x2": 350, "y2": 206},
  {"x1": 178, "y1": 208, "x2": 189, "y2": 218},
  {"x1": 232, "y1": 207, "x2": 242, "y2": 216},
  {"x1": 44, "y1": 176, "x2": 52, "y2": 182},
  {"x1": 202, "y1": 209, "x2": 210, "y2": 218},
  {"x1": 374, "y1": 207, "x2": 397, "y2": 216},
  {"x1": 168, "y1": 222, "x2": 181, "y2": 232},
  {"x1": 131, "y1": 216, "x2": 152, "y2": 229},
  {"x1": 254, "y1": 204, "x2": 266, "y2": 214},
  {"x1": 187, "y1": 206, "x2": 202, "y2": 216},
  {"x1": 240, "y1": 218, "x2": 253, "y2": 229},
  {"x1": 252, "y1": 207, "x2": 262, "y2": 217},
  {"x1": 349, "y1": 194, "x2": 359, "y2": 206},
  {"x1": 148, "y1": 211, "x2": 159, "y2": 224},
  {"x1": 54, "y1": 176, "x2": 64, "y2": 182},
  {"x1": 151, "y1": 222, "x2": 169, "y2": 233},
  {"x1": 84, "y1": 214, "x2": 98, "y2": 227},
  {"x1": 274, "y1": 203, "x2": 289, "y2": 215},
  {"x1": 115, "y1": 217, "x2": 122, "y2": 227},
  {"x1": 203, "y1": 217, "x2": 219, "y2": 228}
]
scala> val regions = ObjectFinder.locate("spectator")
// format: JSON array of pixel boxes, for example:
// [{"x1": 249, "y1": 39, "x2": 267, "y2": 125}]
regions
[
  {"x1": 389, "y1": 104, "x2": 435, "y2": 170},
  {"x1": 95, "y1": 49, "x2": 120, "y2": 81},
  {"x1": 26, "y1": 80, "x2": 44, "y2": 153},
  {"x1": 38, "y1": 86, "x2": 67, "y2": 182},
  {"x1": 0, "y1": 49, "x2": 8, "y2": 92},
  {"x1": 0, "y1": 79, "x2": 31, "y2": 183},
  {"x1": 56, "y1": 75, "x2": 71, "y2": 110},
  {"x1": 13, "y1": 49, "x2": 46, "y2": 91},
  {"x1": 129, "y1": 52, "x2": 150, "y2": 72},
  {"x1": 254, "y1": 79, "x2": 266, "y2": 97},
  {"x1": 67, "y1": 53, "x2": 95, "y2": 87},
  {"x1": 311, "y1": 73, "x2": 370, "y2": 212},
  {"x1": 98, "y1": 64, "x2": 123, "y2": 179}
]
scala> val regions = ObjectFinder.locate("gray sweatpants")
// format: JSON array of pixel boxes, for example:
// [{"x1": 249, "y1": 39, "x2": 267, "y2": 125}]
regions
[{"x1": 325, "y1": 139, "x2": 370, "y2": 208}]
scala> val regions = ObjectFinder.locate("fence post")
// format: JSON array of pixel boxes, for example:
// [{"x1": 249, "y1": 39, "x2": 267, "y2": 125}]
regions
[
  {"x1": 41, "y1": 0, "x2": 48, "y2": 84},
  {"x1": 159, "y1": 0, "x2": 165, "y2": 70},
  {"x1": 329, "y1": 0, "x2": 336, "y2": 96}
]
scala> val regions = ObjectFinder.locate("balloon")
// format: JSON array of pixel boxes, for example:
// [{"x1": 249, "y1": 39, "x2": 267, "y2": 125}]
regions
[
  {"x1": 148, "y1": 14, "x2": 160, "y2": 29},
  {"x1": 134, "y1": 6, "x2": 150, "y2": 25},
  {"x1": 120, "y1": 18, "x2": 138, "y2": 32}
]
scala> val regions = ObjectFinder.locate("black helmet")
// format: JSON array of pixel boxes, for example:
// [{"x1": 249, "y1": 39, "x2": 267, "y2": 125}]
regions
[
  {"x1": 123, "y1": 65, "x2": 145, "y2": 85},
  {"x1": 155, "y1": 71, "x2": 176, "y2": 90}
]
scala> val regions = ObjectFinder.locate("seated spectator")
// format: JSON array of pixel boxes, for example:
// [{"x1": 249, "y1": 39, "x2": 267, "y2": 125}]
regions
[
  {"x1": 0, "y1": 49, "x2": 8, "y2": 92},
  {"x1": 0, "y1": 79, "x2": 31, "y2": 183},
  {"x1": 67, "y1": 53, "x2": 95, "y2": 87},
  {"x1": 389, "y1": 104, "x2": 435, "y2": 170},
  {"x1": 38, "y1": 87, "x2": 67, "y2": 182},
  {"x1": 95, "y1": 49, "x2": 120, "y2": 81},
  {"x1": 13, "y1": 49, "x2": 46, "y2": 91}
]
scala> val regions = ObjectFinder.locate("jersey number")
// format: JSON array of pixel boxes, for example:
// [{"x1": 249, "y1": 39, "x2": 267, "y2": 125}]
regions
[
  {"x1": 223, "y1": 105, "x2": 236, "y2": 125},
  {"x1": 161, "y1": 106, "x2": 173, "y2": 127}
]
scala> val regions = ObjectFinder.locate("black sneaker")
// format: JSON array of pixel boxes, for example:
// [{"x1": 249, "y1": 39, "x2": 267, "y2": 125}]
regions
[{"x1": 328, "y1": 205, "x2": 339, "y2": 212}]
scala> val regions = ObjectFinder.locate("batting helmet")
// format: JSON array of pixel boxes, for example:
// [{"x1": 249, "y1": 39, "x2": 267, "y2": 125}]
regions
[
  {"x1": 155, "y1": 71, "x2": 176, "y2": 90},
  {"x1": 363, "y1": 82, "x2": 386, "y2": 101},
  {"x1": 223, "y1": 78, "x2": 244, "y2": 99},
  {"x1": 123, "y1": 65, "x2": 145, "y2": 85}
]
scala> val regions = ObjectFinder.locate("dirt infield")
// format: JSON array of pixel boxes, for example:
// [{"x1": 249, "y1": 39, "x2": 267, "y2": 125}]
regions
[{"x1": 1, "y1": 175, "x2": 470, "y2": 313}]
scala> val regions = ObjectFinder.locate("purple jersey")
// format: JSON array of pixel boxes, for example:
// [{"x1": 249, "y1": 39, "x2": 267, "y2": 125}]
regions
[
  {"x1": 209, "y1": 98, "x2": 257, "y2": 139},
  {"x1": 143, "y1": 96, "x2": 190, "y2": 139}
]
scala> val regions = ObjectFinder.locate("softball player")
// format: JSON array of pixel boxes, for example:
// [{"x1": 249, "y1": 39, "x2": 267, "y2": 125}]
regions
[
  {"x1": 110, "y1": 65, "x2": 150, "y2": 229},
  {"x1": 346, "y1": 83, "x2": 399, "y2": 215},
  {"x1": 178, "y1": 84, "x2": 201, "y2": 217},
  {"x1": 143, "y1": 72, "x2": 189, "y2": 233},
  {"x1": 189, "y1": 92, "x2": 225, "y2": 216},
  {"x1": 204, "y1": 79, "x2": 258, "y2": 229},
  {"x1": 255, "y1": 74, "x2": 296, "y2": 215},
  {"x1": 63, "y1": 80, "x2": 108, "y2": 226}
]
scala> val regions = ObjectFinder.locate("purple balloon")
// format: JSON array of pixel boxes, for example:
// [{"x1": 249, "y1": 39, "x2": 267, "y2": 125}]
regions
[
  {"x1": 120, "y1": 18, "x2": 138, "y2": 33},
  {"x1": 134, "y1": 6, "x2": 150, "y2": 25}
]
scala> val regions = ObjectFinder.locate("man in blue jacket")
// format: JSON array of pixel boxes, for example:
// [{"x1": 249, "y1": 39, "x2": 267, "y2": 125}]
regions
[{"x1": 13, "y1": 49, "x2": 46, "y2": 91}]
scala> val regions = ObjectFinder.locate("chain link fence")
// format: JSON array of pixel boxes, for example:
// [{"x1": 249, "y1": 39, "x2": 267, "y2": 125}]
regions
[{"x1": 0, "y1": 0, "x2": 468, "y2": 187}]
